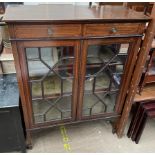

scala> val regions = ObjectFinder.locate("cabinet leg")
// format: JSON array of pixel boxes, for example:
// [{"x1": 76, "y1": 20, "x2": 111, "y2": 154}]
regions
[
  {"x1": 110, "y1": 121, "x2": 116, "y2": 134},
  {"x1": 21, "y1": 148, "x2": 27, "y2": 153},
  {"x1": 20, "y1": 142, "x2": 27, "y2": 153},
  {"x1": 135, "y1": 114, "x2": 148, "y2": 144},
  {"x1": 26, "y1": 131, "x2": 33, "y2": 149},
  {"x1": 112, "y1": 126, "x2": 116, "y2": 134}
]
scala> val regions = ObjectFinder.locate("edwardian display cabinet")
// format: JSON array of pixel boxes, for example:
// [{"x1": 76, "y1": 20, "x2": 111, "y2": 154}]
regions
[{"x1": 3, "y1": 4, "x2": 150, "y2": 147}]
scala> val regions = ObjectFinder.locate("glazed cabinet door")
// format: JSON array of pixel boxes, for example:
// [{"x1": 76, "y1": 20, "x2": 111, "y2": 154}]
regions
[
  {"x1": 17, "y1": 41, "x2": 80, "y2": 127},
  {"x1": 78, "y1": 38, "x2": 140, "y2": 120}
]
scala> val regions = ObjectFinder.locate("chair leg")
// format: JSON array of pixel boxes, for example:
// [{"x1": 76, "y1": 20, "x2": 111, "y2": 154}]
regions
[
  {"x1": 135, "y1": 114, "x2": 148, "y2": 144},
  {"x1": 131, "y1": 106, "x2": 145, "y2": 141},
  {"x1": 127, "y1": 103, "x2": 139, "y2": 138}
]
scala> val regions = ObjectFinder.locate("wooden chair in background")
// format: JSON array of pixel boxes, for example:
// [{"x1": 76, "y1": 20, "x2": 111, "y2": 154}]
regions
[
  {"x1": 124, "y1": 2, "x2": 154, "y2": 15},
  {"x1": 138, "y1": 4, "x2": 155, "y2": 93},
  {"x1": 126, "y1": 3, "x2": 155, "y2": 144},
  {"x1": 89, "y1": 2, "x2": 124, "y2": 8},
  {"x1": 127, "y1": 101, "x2": 155, "y2": 144}
]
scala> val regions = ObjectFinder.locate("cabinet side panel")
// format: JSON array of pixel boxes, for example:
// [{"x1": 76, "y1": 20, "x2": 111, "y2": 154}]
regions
[{"x1": 8, "y1": 25, "x2": 32, "y2": 146}]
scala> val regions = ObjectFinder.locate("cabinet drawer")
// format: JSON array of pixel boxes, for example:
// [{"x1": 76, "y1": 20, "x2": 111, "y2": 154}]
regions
[
  {"x1": 84, "y1": 23, "x2": 144, "y2": 37},
  {"x1": 14, "y1": 24, "x2": 82, "y2": 39}
]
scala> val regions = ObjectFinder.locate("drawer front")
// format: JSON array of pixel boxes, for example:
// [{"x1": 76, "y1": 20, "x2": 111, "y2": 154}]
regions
[
  {"x1": 14, "y1": 24, "x2": 82, "y2": 39},
  {"x1": 84, "y1": 23, "x2": 144, "y2": 37}
]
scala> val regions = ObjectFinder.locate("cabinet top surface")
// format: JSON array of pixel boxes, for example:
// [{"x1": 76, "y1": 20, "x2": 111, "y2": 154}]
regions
[{"x1": 3, "y1": 4, "x2": 150, "y2": 23}]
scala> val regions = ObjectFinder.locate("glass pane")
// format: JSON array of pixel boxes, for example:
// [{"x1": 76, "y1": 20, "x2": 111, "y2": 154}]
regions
[
  {"x1": 53, "y1": 58, "x2": 74, "y2": 78},
  {"x1": 96, "y1": 72, "x2": 110, "y2": 87},
  {"x1": 27, "y1": 60, "x2": 49, "y2": 77},
  {"x1": 86, "y1": 57, "x2": 102, "y2": 76},
  {"x1": 46, "y1": 96, "x2": 71, "y2": 121},
  {"x1": 26, "y1": 48, "x2": 39, "y2": 59},
  {"x1": 43, "y1": 74, "x2": 61, "y2": 98},
  {"x1": 31, "y1": 81, "x2": 42, "y2": 99},
  {"x1": 63, "y1": 79, "x2": 73, "y2": 93},
  {"x1": 25, "y1": 46, "x2": 74, "y2": 124},
  {"x1": 32, "y1": 96, "x2": 72, "y2": 124},
  {"x1": 32, "y1": 100, "x2": 51, "y2": 123},
  {"x1": 83, "y1": 92, "x2": 117, "y2": 116},
  {"x1": 83, "y1": 43, "x2": 129, "y2": 116}
]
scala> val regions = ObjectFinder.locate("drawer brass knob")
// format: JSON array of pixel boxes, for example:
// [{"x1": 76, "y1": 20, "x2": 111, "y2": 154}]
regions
[
  {"x1": 111, "y1": 27, "x2": 117, "y2": 33},
  {"x1": 47, "y1": 28, "x2": 53, "y2": 35}
]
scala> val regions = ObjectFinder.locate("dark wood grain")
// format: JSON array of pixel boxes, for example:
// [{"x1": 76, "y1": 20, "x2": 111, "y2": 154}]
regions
[
  {"x1": 5, "y1": 4, "x2": 149, "y2": 146},
  {"x1": 19, "y1": 40, "x2": 80, "y2": 123},
  {"x1": 115, "y1": 37, "x2": 142, "y2": 113},
  {"x1": 140, "y1": 49, "x2": 155, "y2": 92},
  {"x1": 131, "y1": 103, "x2": 155, "y2": 141},
  {"x1": 3, "y1": 5, "x2": 150, "y2": 23},
  {"x1": 14, "y1": 24, "x2": 82, "y2": 39},
  {"x1": 83, "y1": 23, "x2": 145, "y2": 37},
  {"x1": 115, "y1": 4, "x2": 155, "y2": 138},
  {"x1": 77, "y1": 37, "x2": 142, "y2": 120}
]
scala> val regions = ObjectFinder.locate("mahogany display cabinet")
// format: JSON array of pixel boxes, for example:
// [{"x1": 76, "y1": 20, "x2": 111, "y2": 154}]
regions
[{"x1": 3, "y1": 4, "x2": 150, "y2": 147}]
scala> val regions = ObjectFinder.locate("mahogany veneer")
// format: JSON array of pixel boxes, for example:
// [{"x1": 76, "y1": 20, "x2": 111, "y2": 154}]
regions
[
  {"x1": 14, "y1": 24, "x2": 82, "y2": 39},
  {"x1": 3, "y1": 4, "x2": 150, "y2": 147},
  {"x1": 84, "y1": 23, "x2": 145, "y2": 37}
]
